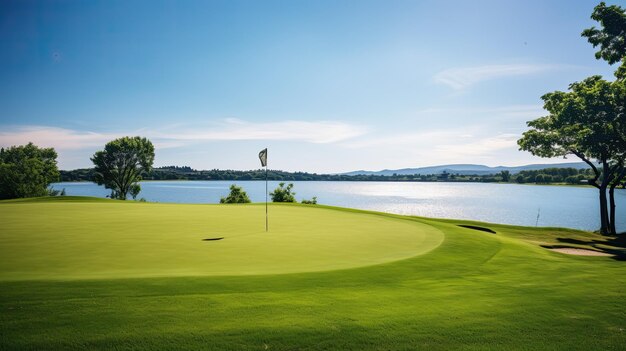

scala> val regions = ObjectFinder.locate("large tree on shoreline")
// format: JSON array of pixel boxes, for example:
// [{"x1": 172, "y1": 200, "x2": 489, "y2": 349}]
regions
[
  {"x1": 518, "y1": 76, "x2": 624, "y2": 235},
  {"x1": 582, "y1": 2, "x2": 626, "y2": 234},
  {"x1": 91, "y1": 136, "x2": 155, "y2": 200}
]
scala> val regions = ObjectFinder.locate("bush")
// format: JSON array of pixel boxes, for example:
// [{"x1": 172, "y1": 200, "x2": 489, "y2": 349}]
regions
[
  {"x1": 301, "y1": 196, "x2": 317, "y2": 205},
  {"x1": 48, "y1": 187, "x2": 66, "y2": 196},
  {"x1": 270, "y1": 182, "x2": 296, "y2": 202},
  {"x1": 220, "y1": 184, "x2": 251, "y2": 203},
  {"x1": 0, "y1": 143, "x2": 60, "y2": 199}
]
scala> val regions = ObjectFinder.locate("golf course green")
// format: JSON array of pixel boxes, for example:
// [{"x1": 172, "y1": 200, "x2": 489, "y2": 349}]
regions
[{"x1": 1, "y1": 197, "x2": 625, "y2": 350}]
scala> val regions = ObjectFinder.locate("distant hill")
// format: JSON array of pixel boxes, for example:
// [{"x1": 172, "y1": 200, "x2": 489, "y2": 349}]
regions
[{"x1": 342, "y1": 162, "x2": 593, "y2": 176}]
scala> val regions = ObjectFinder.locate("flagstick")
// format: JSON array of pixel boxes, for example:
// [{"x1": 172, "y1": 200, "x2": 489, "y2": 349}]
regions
[{"x1": 265, "y1": 163, "x2": 268, "y2": 232}]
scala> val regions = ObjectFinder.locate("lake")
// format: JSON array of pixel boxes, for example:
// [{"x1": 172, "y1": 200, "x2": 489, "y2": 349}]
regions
[{"x1": 50, "y1": 181, "x2": 626, "y2": 232}]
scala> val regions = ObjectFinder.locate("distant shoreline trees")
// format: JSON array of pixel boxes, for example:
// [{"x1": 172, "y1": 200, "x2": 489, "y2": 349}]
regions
[{"x1": 59, "y1": 165, "x2": 596, "y2": 185}]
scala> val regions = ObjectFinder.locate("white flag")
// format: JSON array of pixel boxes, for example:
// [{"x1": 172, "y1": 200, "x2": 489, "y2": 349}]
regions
[{"x1": 259, "y1": 148, "x2": 267, "y2": 167}]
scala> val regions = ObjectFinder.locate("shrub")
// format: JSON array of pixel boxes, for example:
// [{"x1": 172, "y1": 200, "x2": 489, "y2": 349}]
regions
[
  {"x1": 48, "y1": 187, "x2": 66, "y2": 196},
  {"x1": 270, "y1": 182, "x2": 296, "y2": 202},
  {"x1": 220, "y1": 184, "x2": 251, "y2": 203},
  {"x1": 301, "y1": 196, "x2": 317, "y2": 205},
  {"x1": 0, "y1": 143, "x2": 60, "y2": 199}
]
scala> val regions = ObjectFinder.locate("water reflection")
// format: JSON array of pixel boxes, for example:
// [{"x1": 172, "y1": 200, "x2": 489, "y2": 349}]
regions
[{"x1": 51, "y1": 180, "x2": 625, "y2": 232}]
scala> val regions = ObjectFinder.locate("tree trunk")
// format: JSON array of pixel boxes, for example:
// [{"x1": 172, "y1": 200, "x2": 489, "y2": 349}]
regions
[
  {"x1": 571, "y1": 151, "x2": 609, "y2": 234},
  {"x1": 609, "y1": 185, "x2": 617, "y2": 235},
  {"x1": 600, "y1": 184, "x2": 610, "y2": 235},
  {"x1": 599, "y1": 160, "x2": 611, "y2": 235},
  {"x1": 609, "y1": 168, "x2": 626, "y2": 235}
]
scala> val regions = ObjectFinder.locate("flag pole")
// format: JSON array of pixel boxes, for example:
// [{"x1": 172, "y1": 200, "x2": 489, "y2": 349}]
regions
[
  {"x1": 265, "y1": 159, "x2": 268, "y2": 232},
  {"x1": 259, "y1": 147, "x2": 268, "y2": 232}
]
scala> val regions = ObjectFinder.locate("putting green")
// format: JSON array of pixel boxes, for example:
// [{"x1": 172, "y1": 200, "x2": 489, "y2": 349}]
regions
[{"x1": 0, "y1": 199, "x2": 444, "y2": 280}]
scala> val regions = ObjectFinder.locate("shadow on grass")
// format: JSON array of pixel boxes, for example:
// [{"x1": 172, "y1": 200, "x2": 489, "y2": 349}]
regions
[
  {"x1": 457, "y1": 225, "x2": 496, "y2": 234},
  {"x1": 555, "y1": 236, "x2": 626, "y2": 261}
]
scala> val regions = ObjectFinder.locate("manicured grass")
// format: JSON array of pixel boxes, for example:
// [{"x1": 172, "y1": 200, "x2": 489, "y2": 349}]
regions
[
  {"x1": 0, "y1": 197, "x2": 625, "y2": 350},
  {"x1": 0, "y1": 198, "x2": 443, "y2": 280}
]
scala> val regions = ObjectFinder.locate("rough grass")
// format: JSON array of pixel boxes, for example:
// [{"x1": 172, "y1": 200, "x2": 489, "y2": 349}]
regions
[{"x1": 0, "y1": 197, "x2": 625, "y2": 350}]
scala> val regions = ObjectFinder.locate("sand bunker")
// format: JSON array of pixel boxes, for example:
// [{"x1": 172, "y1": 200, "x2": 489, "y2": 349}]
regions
[{"x1": 549, "y1": 248, "x2": 613, "y2": 257}]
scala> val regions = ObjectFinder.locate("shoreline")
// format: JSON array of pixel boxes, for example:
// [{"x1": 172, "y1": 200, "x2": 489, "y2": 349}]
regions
[{"x1": 53, "y1": 179, "x2": 597, "y2": 188}]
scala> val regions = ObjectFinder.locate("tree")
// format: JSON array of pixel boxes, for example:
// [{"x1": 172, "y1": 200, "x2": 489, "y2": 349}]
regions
[
  {"x1": 301, "y1": 196, "x2": 317, "y2": 204},
  {"x1": 582, "y1": 2, "x2": 626, "y2": 78},
  {"x1": 220, "y1": 184, "x2": 251, "y2": 203},
  {"x1": 499, "y1": 170, "x2": 511, "y2": 182},
  {"x1": 270, "y1": 182, "x2": 296, "y2": 202},
  {"x1": 0, "y1": 143, "x2": 60, "y2": 199},
  {"x1": 582, "y1": 3, "x2": 626, "y2": 234},
  {"x1": 518, "y1": 76, "x2": 624, "y2": 235},
  {"x1": 91, "y1": 136, "x2": 155, "y2": 200}
]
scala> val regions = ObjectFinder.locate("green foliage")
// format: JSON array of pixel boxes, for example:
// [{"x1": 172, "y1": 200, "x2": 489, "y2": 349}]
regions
[
  {"x1": 91, "y1": 136, "x2": 155, "y2": 200},
  {"x1": 129, "y1": 184, "x2": 141, "y2": 200},
  {"x1": 48, "y1": 187, "x2": 66, "y2": 196},
  {"x1": 582, "y1": 2, "x2": 626, "y2": 76},
  {"x1": 518, "y1": 76, "x2": 621, "y2": 161},
  {"x1": 499, "y1": 170, "x2": 511, "y2": 182},
  {"x1": 62, "y1": 165, "x2": 598, "y2": 185},
  {"x1": 513, "y1": 168, "x2": 593, "y2": 184},
  {"x1": 301, "y1": 196, "x2": 317, "y2": 204},
  {"x1": 0, "y1": 143, "x2": 59, "y2": 199},
  {"x1": 518, "y1": 75, "x2": 626, "y2": 234},
  {"x1": 220, "y1": 184, "x2": 251, "y2": 203},
  {"x1": 270, "y1": 182, "x2": 296, "y2": 202},
  {"x1": 59, "y1": 168, "x2": 95, "y2": 181}
]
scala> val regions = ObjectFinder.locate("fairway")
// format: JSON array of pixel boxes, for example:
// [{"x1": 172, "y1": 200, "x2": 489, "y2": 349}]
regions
[
  {"x1": 1, "y1": 197, "x2": 625, "y2": 350},
  {"x1": 0, "y1": 198, "x2": 443, "y2": 280}
]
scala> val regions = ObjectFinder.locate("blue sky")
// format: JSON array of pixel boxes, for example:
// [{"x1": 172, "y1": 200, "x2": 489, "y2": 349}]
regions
[{"x1": 0, "y1": 0, "x2": 620, "y2": 172}]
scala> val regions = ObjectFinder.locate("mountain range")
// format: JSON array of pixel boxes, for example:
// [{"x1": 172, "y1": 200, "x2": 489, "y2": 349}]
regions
[{"x1": 342, "y1": 162, "x2": 592, "y2": 176}]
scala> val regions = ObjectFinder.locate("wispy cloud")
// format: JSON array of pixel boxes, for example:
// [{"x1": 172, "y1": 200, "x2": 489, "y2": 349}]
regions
[
  {"x1": 434, "y1": 64, "x2": 559, "y2": 90},
  {"x1": 416, "y1": 104, "x2": 544, "y2": 118},
  {"x1": 0, "y1": 119, "x2": 368, "y2": 151},
  {"x1": 342, "y1": 128, "x2": 518, "y2": 155},
  {"x1": 341, "y1": 129, "x2": 522, "y2": 167},
  {"x1": 0, "y1": 126, "x2": 119, "y2": 150},
  {"x1": 433, "y1": 133, "x2": 519, "y2": 157},
  {"x1": 151, "y1": 119, "x2": 368, "y2": 144}
]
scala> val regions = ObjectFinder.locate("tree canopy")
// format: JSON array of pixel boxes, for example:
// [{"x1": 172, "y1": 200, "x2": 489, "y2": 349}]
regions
[
  {"x1": 91, "y1": 136, "x2": 155, "y2": 200},
  {"x1": 0, "y1": 143, "x2": 60, "y2": 199},
  {"x1": 582, "y1": 2, "x2": 626, "y2": 77},
  {"x1": 518, "y1": 75, "x2": 625, "y2": 234}
]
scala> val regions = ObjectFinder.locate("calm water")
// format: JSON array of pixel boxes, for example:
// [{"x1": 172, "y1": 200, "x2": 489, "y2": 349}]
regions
[{"x1": 50, "y1": 181, "x2": 626, "y2": 232}]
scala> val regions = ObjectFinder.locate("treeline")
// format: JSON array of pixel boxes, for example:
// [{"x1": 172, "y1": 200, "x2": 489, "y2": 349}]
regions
[
  {"x1": 514, "y1": 168, "x2": 595, "y2": 184},
  {"x1": 59, "y1": 166, "x2": 595, "y2": 185}
]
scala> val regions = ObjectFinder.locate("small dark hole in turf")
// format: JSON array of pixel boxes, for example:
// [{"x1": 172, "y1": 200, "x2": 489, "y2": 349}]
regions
[
  {"x1": 457, "y1": 225, "x2": 496, "y2": 234},
  {"x1": 202, "y1": 237, "x2": 224, "y2": 241}
]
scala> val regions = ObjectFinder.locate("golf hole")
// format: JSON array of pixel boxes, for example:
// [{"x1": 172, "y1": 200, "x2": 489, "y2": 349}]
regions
[{"x1": 203, "y1": 237, "x2": 224, "y2": 241}]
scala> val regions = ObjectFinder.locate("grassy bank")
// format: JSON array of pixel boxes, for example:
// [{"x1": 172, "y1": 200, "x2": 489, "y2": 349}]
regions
[{"x1": 0, "y1": 197, "x2": 624, "y2": 350}]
